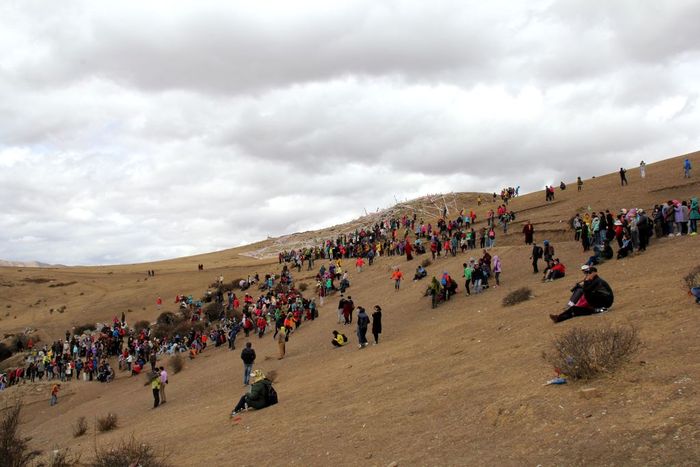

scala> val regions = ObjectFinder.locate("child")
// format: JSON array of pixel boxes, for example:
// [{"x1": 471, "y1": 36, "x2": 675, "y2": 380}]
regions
[{"x1": 50, "y1": 383, "x2": 61, "y2": 406}]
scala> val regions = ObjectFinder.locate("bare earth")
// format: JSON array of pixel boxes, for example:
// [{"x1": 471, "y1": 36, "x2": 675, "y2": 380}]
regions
[{"x1": 1, "y1": 152, "x2": 699, "y2": 466}]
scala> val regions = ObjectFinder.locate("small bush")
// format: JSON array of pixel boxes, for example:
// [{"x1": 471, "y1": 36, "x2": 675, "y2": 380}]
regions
[
  {"x1": 48, "y1": 281, "x2": 77, "y2": 288},
  {"x1": 48, "y1": 447, "x2": 80, "y2": 466},
  {"x1": 0, "y1": 343, "x2": 13, "y2": 362},
  {"x1": 96, "y1": 413, "x2": 118, "y2": 433},
  {"x1": 156, "y1": 312, "x2": 179, "y2": 326},
  {"x1": 502, "y1": 287, "x2": 532, "y2": 307},
  {"x1": 170, "y1": 354, "x2": 184, "y2": 374},
  {"x1": 133, "y1": 320, "x2": 151, "y2": 332},
  {"x1": 72, "y1": 416, "x2": 87, "y2": 438},
  {"x1": 298, "y1": 282, "x2": 308, "y2": 292},
  {"x1": 421, "y1": 258, "x2": 432, "y2": 268},
  {"x1": 73, "y1": 322, "x2": 96, "y2": 335},
  {"x1": 683, "y1": 265, "x2": 700, "y2": 290},
  {"x1": 543, "y1": 326, "x2": 640, "y2": 380},
  {"x1": 0, "y1": 400, "x2": 41, "y2": 466},
  {"x1": 93, "y1": 435, "x2": 170, "y2": 467},
  {"x1": 203, "y1": 302, "x2": 223, "y2": 322}
]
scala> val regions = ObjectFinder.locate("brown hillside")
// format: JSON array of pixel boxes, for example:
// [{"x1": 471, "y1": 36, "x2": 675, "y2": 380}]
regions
[{"x1": 1, "y1": 151, "x2": 700, "y2": 466}]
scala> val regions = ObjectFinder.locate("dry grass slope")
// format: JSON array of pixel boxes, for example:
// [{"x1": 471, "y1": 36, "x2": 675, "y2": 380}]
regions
[{"x1": 1, "y1": 151, "x2": 700, "y2": 465}]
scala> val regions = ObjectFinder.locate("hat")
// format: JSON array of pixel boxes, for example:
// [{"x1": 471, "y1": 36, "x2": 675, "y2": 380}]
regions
[
  {"x1": 250, "y1": 369, "x2": 265, "y2": 383},
  {"x1": 543, "y1": 240, "x2": 549, "y2": 245}
]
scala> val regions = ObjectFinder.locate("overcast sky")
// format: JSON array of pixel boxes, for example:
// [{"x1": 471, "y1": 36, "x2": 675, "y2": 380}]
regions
[{"x1": 1, "y1": 0, "x2": 699, "y2": 265}]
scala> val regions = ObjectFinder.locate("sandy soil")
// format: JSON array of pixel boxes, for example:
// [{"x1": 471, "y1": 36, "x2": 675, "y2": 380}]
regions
[{"x1": 1, "y1": 151, "x2": 699, "y2": 466}]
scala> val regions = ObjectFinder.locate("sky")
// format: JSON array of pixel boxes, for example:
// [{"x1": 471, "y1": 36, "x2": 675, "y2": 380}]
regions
[{"x1": 1, "y1": 0, "x2": 699, "y2": 265}]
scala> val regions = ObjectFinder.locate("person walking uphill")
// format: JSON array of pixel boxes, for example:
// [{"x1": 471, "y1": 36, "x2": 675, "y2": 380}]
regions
[
  {"x1": 371, "y1": 305, "x2": 382, "y2": 345},
  {"x1": 619, "y1": 167, "x2": 628, "y2": 186},
  {"x1": 230, "y1": 370, "x2": 277, "y2": 417},
  {"x1": 241, "y1": 342, "x2": 256, "y2": 385},
  {"x1": 356, "y1": 307, "x2": 370, "y2": 349}
]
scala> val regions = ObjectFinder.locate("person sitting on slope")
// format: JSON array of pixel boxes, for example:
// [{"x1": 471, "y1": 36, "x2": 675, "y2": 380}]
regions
[{"x1": 550, "y1": 266, "x2": 614, "y2": 323}]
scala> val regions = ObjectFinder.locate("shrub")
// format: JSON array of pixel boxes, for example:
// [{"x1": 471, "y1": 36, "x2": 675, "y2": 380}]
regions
[
  {"x1": 133, "y1": 320, "x2": 151, "y2": 333},
  {"x1": 48, "y1": 281, "x2": 77, "y2": 288},
  {"x1": 0, "y1": 400, "x2": 41, "y2": 466},
  {"x1": 502, "y1": 287, "x2": 532, "y2": 307},
  {"x1": 48, "y1": 447, "x2": 80, "y2": 466},
  {"x1": 543, "y1": 326, "x2": 640, "y2": 380},
  {"x1": 170, "y1": 354, "x2": 184, "y2": 374},
  {"x1": 0, "y1": 343, "x2": 12, "y2": 362},
  {"x1": 93, "y1": 435, "x2": 170, "y2": 467},
  {"x1": 10, "y1": 334, "x2": 30, "y2": 353},
  {"x1": 96, "y1": 413, "x2": 118, "y2": 433},
  {"x1": 73, "y1": 322, "x2": 96, "y2": 336},
  {"x1": 298, "y1": 282, "x2": 308, "y2": 292},
  {"x1": 683, "y1": 265, "x2": 700, "y2": 291},
  {"x1": 203, "y1": 302, "x2": 223, "y2": 322},
  {"x1": 421, "y1": 258, "x2": 432, "y2": 268},
  {"x1": 72, "y1": 416, "x2": 87, "y2": 438},
  {"x1": 156, "y1": 312, "x2": 179, "y2": 326}
]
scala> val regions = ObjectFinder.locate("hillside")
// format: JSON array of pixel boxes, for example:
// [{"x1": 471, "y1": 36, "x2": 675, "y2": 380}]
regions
[{"x1": 1, "y1": 151, "x2": 700, "y2": 466}]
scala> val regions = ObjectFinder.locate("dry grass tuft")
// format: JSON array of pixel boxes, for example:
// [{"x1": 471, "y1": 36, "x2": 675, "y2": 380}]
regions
[
  {"x1": 72, "y1": 416, "x2": 88, "y2": 438},
  {"x1": 298, "y1": 282, "x2": 308, "y2": 292},
  {"x1": 543, "y1": 325, "x2": 640, "y2": 380},
  {"x1": 0, "y1": 400, "x2": 41, "y2": 466},
  {"x1": 421, "y1": 258, "x2": 432, "y2": 268},
  {"x1": 683, "y1": 265, "x2": 700, "y2": 290},
  {"x1": 502, "y1": 287, "x2": 532, "y2": 307},
  {"x1": 170, "y1": 354, "x2": 184, "y2": 374},
  {"x1": 93, "y1": 435, "x2": 170, "y2": 467},
  {"x1": 96, "y1": 413, "x2": 118, "y2": 433}
]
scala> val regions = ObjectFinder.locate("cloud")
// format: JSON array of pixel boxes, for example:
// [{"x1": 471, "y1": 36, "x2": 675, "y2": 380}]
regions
[{"x1": 1, "y1": 0, "x2": 700, "y2": 264}]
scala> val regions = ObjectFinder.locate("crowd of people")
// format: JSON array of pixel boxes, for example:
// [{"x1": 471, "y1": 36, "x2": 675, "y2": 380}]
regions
[{"x1": 3, "y1": 161, "x2": 699, "y2": 421}]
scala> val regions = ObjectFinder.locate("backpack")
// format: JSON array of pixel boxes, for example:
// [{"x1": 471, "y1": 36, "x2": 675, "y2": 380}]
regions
[{"x1": 267, "y1": 384, "x2": 278, "y2": 405}]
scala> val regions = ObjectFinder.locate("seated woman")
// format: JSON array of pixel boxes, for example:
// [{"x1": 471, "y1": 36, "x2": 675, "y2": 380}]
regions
[
  {"x1": 617, "y1": 234, "x2": 633, "y2": 259},
  {"x1": 544, "y1": 259, "x2": 566, "y2": 282},
  {"x1": 550, "y1": 266, "x2": 614, "y2": 323},
  {"x1": 331, "y1": 330, "x2": 348, "y2": 347},
  {"x1": 413, "y1": 265, "x2": 427, "y2": 281}
]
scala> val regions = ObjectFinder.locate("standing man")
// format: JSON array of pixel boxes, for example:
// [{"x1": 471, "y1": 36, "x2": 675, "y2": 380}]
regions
[
  {"x1": 684, "y1": 158, "x2": 692, "y2": 178},
  {"x1": 343, "y1": 296, "x2": 354, "y2": 325},
  {"x1": 639, "y1": 160, "x2": 646, "y2": 178},
  {"x1": 522, "y1": 221, "x2": 534, "y2": 245},
  {"x1": 337, "y1": 295, "x2": 346, "y2": 324},
  {"x1": 356, "y1": 307, "x2": 370, "y2": 349},
  {"x1": 241, "y1": 342, "x2": 256, "y2": 385},
  {"x1": 371, "y1": 305, "x2": 382, "y2": 345},
  {"x1": 159, "y1": 366, "x2": 168, "y2": 404},
  {"x1": 577, "y1": 176, "x2": 583, "y2": 191},
  {"x1": 619, "y1": 167, "x2": 628, "y2": 186},
  {"x1": 530, "y1": 243, "x2": 543, "y2": 273},
  {"x1": 150, "y1": 371, "x2": 161, "y2": 408}
]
